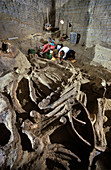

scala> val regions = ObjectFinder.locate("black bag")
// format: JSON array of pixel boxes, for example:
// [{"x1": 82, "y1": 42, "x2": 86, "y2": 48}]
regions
[{"x1": 2, "y1": 43, "x2": 8, "y2": 52}]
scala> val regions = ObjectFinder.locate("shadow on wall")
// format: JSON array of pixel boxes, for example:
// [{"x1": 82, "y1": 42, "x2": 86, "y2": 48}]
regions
[
  {"x1": 82, "y1": 10, "x2": 90, "y2": 46},
  {"x1": 49, "y1": 0, "x2": 56, "y2": 27},
  {"x1": 42, "y1": 0, "x2": 58, "y2": 31},
  {"x1": 55, "y1": 0, "x2": 91, "y2": 46}
]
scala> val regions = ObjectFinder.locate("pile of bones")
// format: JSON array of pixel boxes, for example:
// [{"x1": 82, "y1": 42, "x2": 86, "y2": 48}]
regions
[{"x1": 0, "y1": 54, "x2": 110, "y2": 170}]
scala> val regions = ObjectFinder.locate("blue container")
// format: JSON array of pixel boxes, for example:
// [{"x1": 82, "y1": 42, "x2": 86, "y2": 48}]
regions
[{"x1": 70, "y1": 32, "x2": 78, "y2": 44}]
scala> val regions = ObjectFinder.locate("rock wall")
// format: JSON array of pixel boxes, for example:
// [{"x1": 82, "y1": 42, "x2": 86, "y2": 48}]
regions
[
  {"x1": 55, "y1": 0, "x2": 111, "y2": 47},
  {"x1": 0, "y1": 0, "x2": 111, "y2": 48},
  {"x1": 90, "y1": 44, "x2": 111, "y2": 70},
  {"x1": 55, "y1": 0, "x2": 90, "y2": 45},
  {"x1": 86, "y1": 0, "x2": 111, "y2": 47},
  {"x1": 0, "y1": 0, "x2": 53, "y2": 39}
]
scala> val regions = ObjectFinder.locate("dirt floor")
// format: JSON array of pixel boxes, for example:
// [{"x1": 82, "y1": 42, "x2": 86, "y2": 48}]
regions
[
  {"x1": 1, "y1": 32, "x2": 111, "y2": 85},
  {"x1": 57, "y1": 38, "x2": 111, "y2": 84}
]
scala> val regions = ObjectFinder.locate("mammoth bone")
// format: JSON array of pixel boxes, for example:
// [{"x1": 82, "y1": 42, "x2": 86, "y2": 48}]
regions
[{"x1": 1, "y1": 56, "x2": 96, "y2": 169}]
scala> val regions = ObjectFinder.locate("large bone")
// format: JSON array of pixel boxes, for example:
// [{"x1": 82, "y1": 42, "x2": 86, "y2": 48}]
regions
[
  {"x1": 94, "y1": 98, "x2": 107, "y2": 150},
  {"x1": 46, "y1": 155, "x2": 70, "y2": 170},
  {"x1": 45, "y1": 102, "x2": 67, "y2": 117},
  {"x1": 10, "y1": 80, "x2": 25, "y2": 113},
  {"x1": 78, "y1": 101, "x2": 95, "y2": 146},
  {"x1": 36, "y1": 87, "x2": 61, "y2": 110},
  {"x1": 52, "y1": 72, "x2": 62, "y2": 81},
  {"x1": 38, "y1": 88, "x2": 77, "y2": 110},
  {"x1": 45, "y1": 96, "x2": 76, "y2": 118},
  {"x1": 32, "y1": 71, "x2": 51, "y2": 89},
  {"x1": 45, "y1": 72, "x2": 62, "y2": 82},
  {"x1": 47, "y1": 143, "x2": 81, "y2": 164},
  {"x1": 68, "y1": 110, "x2": 91, "y2": 146},
  {"x1": 56, "y1": 145, "x2": 81, "y2": 163},
  {"x1": 25, "y1": 75, "x2": 38, "y2": 104},
  {"x1": 76, "y1": 91, "x2": 87, "y2": 106},
  {"x1": 41, "y1": 122, "x2": 62, "y2": 137},
  {"x1": 44, "y1": 72, "x2": 58, "y2": 83},
  {"x1": 60, "y1": 84, "x2": 75, "y2": 97}
]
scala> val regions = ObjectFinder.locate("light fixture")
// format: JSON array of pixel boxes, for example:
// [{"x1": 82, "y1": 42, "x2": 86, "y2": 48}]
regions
[{"x1": 60, "y1": 20, "x2": 64, "y2": 24}]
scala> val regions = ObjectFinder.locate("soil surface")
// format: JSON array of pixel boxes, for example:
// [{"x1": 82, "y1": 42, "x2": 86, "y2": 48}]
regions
[
  {"x1": 62, "y1": 40, "x2": 111, "y2": 83},
  {"x1": 1, "y1": 33, "x2": 111, "y2": 83}
]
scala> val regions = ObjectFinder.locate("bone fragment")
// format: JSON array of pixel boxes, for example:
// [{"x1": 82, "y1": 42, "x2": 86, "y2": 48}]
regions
[
  {"x1": 56, "y1": 146, "x2": 81, "y2": 162},
  {"x1": 30, "y1": 110, "x2": 41, "y2": 119},
  {"x1": 11, "y1": 80, "x2": 25, "y2": 113},
  {"x1": 68, "y1": 111, "x2": 91, "y2": 146},
  {"x1": 55, "y1": 105, "x2": 68, "y2": 117},
  {"x1": 73, "y1": 109, "x2": 81, "y2": 118},
  {"x1": 44, "y1": 72, "x2": 58, "y2": 83},
  {"x1": 28, "y1": 78, "x2": 38, "y2": 104},
  {"x1": 60, "y1": 116, "x2": 67, "y2": 124},
  {"x1": 72, "y1": 116, "x2": 86, "y2": 125}
]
